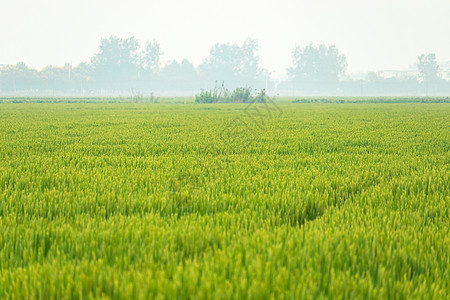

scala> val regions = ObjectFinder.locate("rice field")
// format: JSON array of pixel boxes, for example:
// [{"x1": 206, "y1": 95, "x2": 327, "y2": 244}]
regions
[{"x1": 0, "y1": 101, "x2": 449, "y2": 299}]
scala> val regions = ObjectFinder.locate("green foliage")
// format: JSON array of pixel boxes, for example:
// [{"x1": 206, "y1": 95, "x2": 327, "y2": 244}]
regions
[
  {"x1": 195, "y1": 83, "x2": 271, "y2": 103},
  {"x1": 194, "y1": 82, "x2": 225, "y2": 103},
  {"x1": 288, "y1": 43, "x2": 347, "y2": 89},
  {"x1": 226, "y1": 87, "x2": 253, "y2": 103},
  {"x1": 417, "y1": 53, "x2": 439, "y2": 83},
  {"x1": 198, "y1": 38, "x2": 263, "y2": 88},
  {"x1": 0, "y1": 102, "x2": 449, "y2": 299}
]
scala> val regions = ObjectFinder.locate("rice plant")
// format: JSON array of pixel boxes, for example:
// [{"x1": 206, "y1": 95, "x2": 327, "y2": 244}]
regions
[{"x1": 0, "y1": 102, "x2": 448, "y2": 299}]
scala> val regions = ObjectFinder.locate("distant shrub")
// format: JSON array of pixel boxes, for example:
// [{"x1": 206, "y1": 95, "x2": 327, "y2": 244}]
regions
[
  {"x1": 195, "y1": 83, "x2": 272, "y2": 103},
  {"x1": 195, "y1": 83, "x2": 225, "y2": 103},
  {"x1": 226, "y1": 87, "x2": 253, "y2": 103},
  {"x1": 253, "y1": 89, "x2": 271, "y2": 103}
]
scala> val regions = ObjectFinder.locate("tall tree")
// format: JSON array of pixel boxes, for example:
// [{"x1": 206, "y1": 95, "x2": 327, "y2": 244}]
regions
[
  {"x1": 137, "y1": 40, "x2": 162, "y2": 91},
  {"x1": 41, "y1": 64, "x2": 73, "y2": 92},
  {"x1": 240, "y1": 38, "x2": 264, "y2": 86},
  {"x1": 91, "y1": 36, "x2": 140, "y2": 90},
  {"x1": 199, "y1": 42, "x2": 242, "y2": 87},
  {"x1": 158, "y1": 59, "x2": 199, "y2": 91},
  {"x1": 417, "y1": 53, "x2": 439, "y2": 83},
  {"x1": 199, "y1": 39, "x2": 264, "y2": 89},
  {"x1": 72, "y1": 62, "x2": 92, "y2": 92},
  {"x1": 0, "y1": 62, "x2": 40, "y2": 92},
  {"x1": 140, "y1": 40, "x2": 161, "y2": 72},
  {"x1": 288, "y1": 43, "x2": 347, "y2": 91}
]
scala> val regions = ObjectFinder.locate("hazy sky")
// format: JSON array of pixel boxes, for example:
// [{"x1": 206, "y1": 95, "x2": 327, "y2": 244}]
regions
[{"x1": 1, "y1": 0, "x2": 449, "y2": 78}]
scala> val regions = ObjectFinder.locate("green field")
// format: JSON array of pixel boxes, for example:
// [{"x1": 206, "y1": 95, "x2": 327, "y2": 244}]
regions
[{"x1": 0, "y1": 101, "x2": 449, "y2": 299}]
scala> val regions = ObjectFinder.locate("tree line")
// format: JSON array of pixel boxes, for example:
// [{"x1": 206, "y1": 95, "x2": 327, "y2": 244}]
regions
[{"x1": 1, "y1": 36, "x2": 449, "y2": 95}]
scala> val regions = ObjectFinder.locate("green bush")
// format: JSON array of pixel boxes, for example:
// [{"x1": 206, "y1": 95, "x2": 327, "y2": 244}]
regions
[
  {"x1": 194, "y1": 82, "x2": 225, "y2": 103},
  {"x1": 195, "y1": 83, "x2": 272, "y2": 103}
]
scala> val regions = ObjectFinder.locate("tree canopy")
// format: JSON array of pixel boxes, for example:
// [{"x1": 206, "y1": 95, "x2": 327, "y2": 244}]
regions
[
  {"x1": 288, "y1": 43, "x2": 347, "y2": 91},
  {"x1": 199, "y1": 39, "x2": 264, "y2": 89},
  {"x1": 417, "y1": 53, "x2": 439, "y2": 83}
]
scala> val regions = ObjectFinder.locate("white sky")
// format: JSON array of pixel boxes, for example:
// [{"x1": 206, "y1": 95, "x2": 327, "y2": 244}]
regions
[{"x1": 1, "y1": 0, "x2": 449, "y2": 78}]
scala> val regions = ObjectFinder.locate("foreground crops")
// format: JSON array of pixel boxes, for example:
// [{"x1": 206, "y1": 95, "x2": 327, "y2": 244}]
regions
[{"x1": 0, "y1": 102, "x2": 449, "y2": 299}]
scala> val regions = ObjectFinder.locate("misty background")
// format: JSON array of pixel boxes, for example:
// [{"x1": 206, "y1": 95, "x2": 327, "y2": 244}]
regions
[{"x1": 1, "y1": 0, "x2": 450, "y2": 96}]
